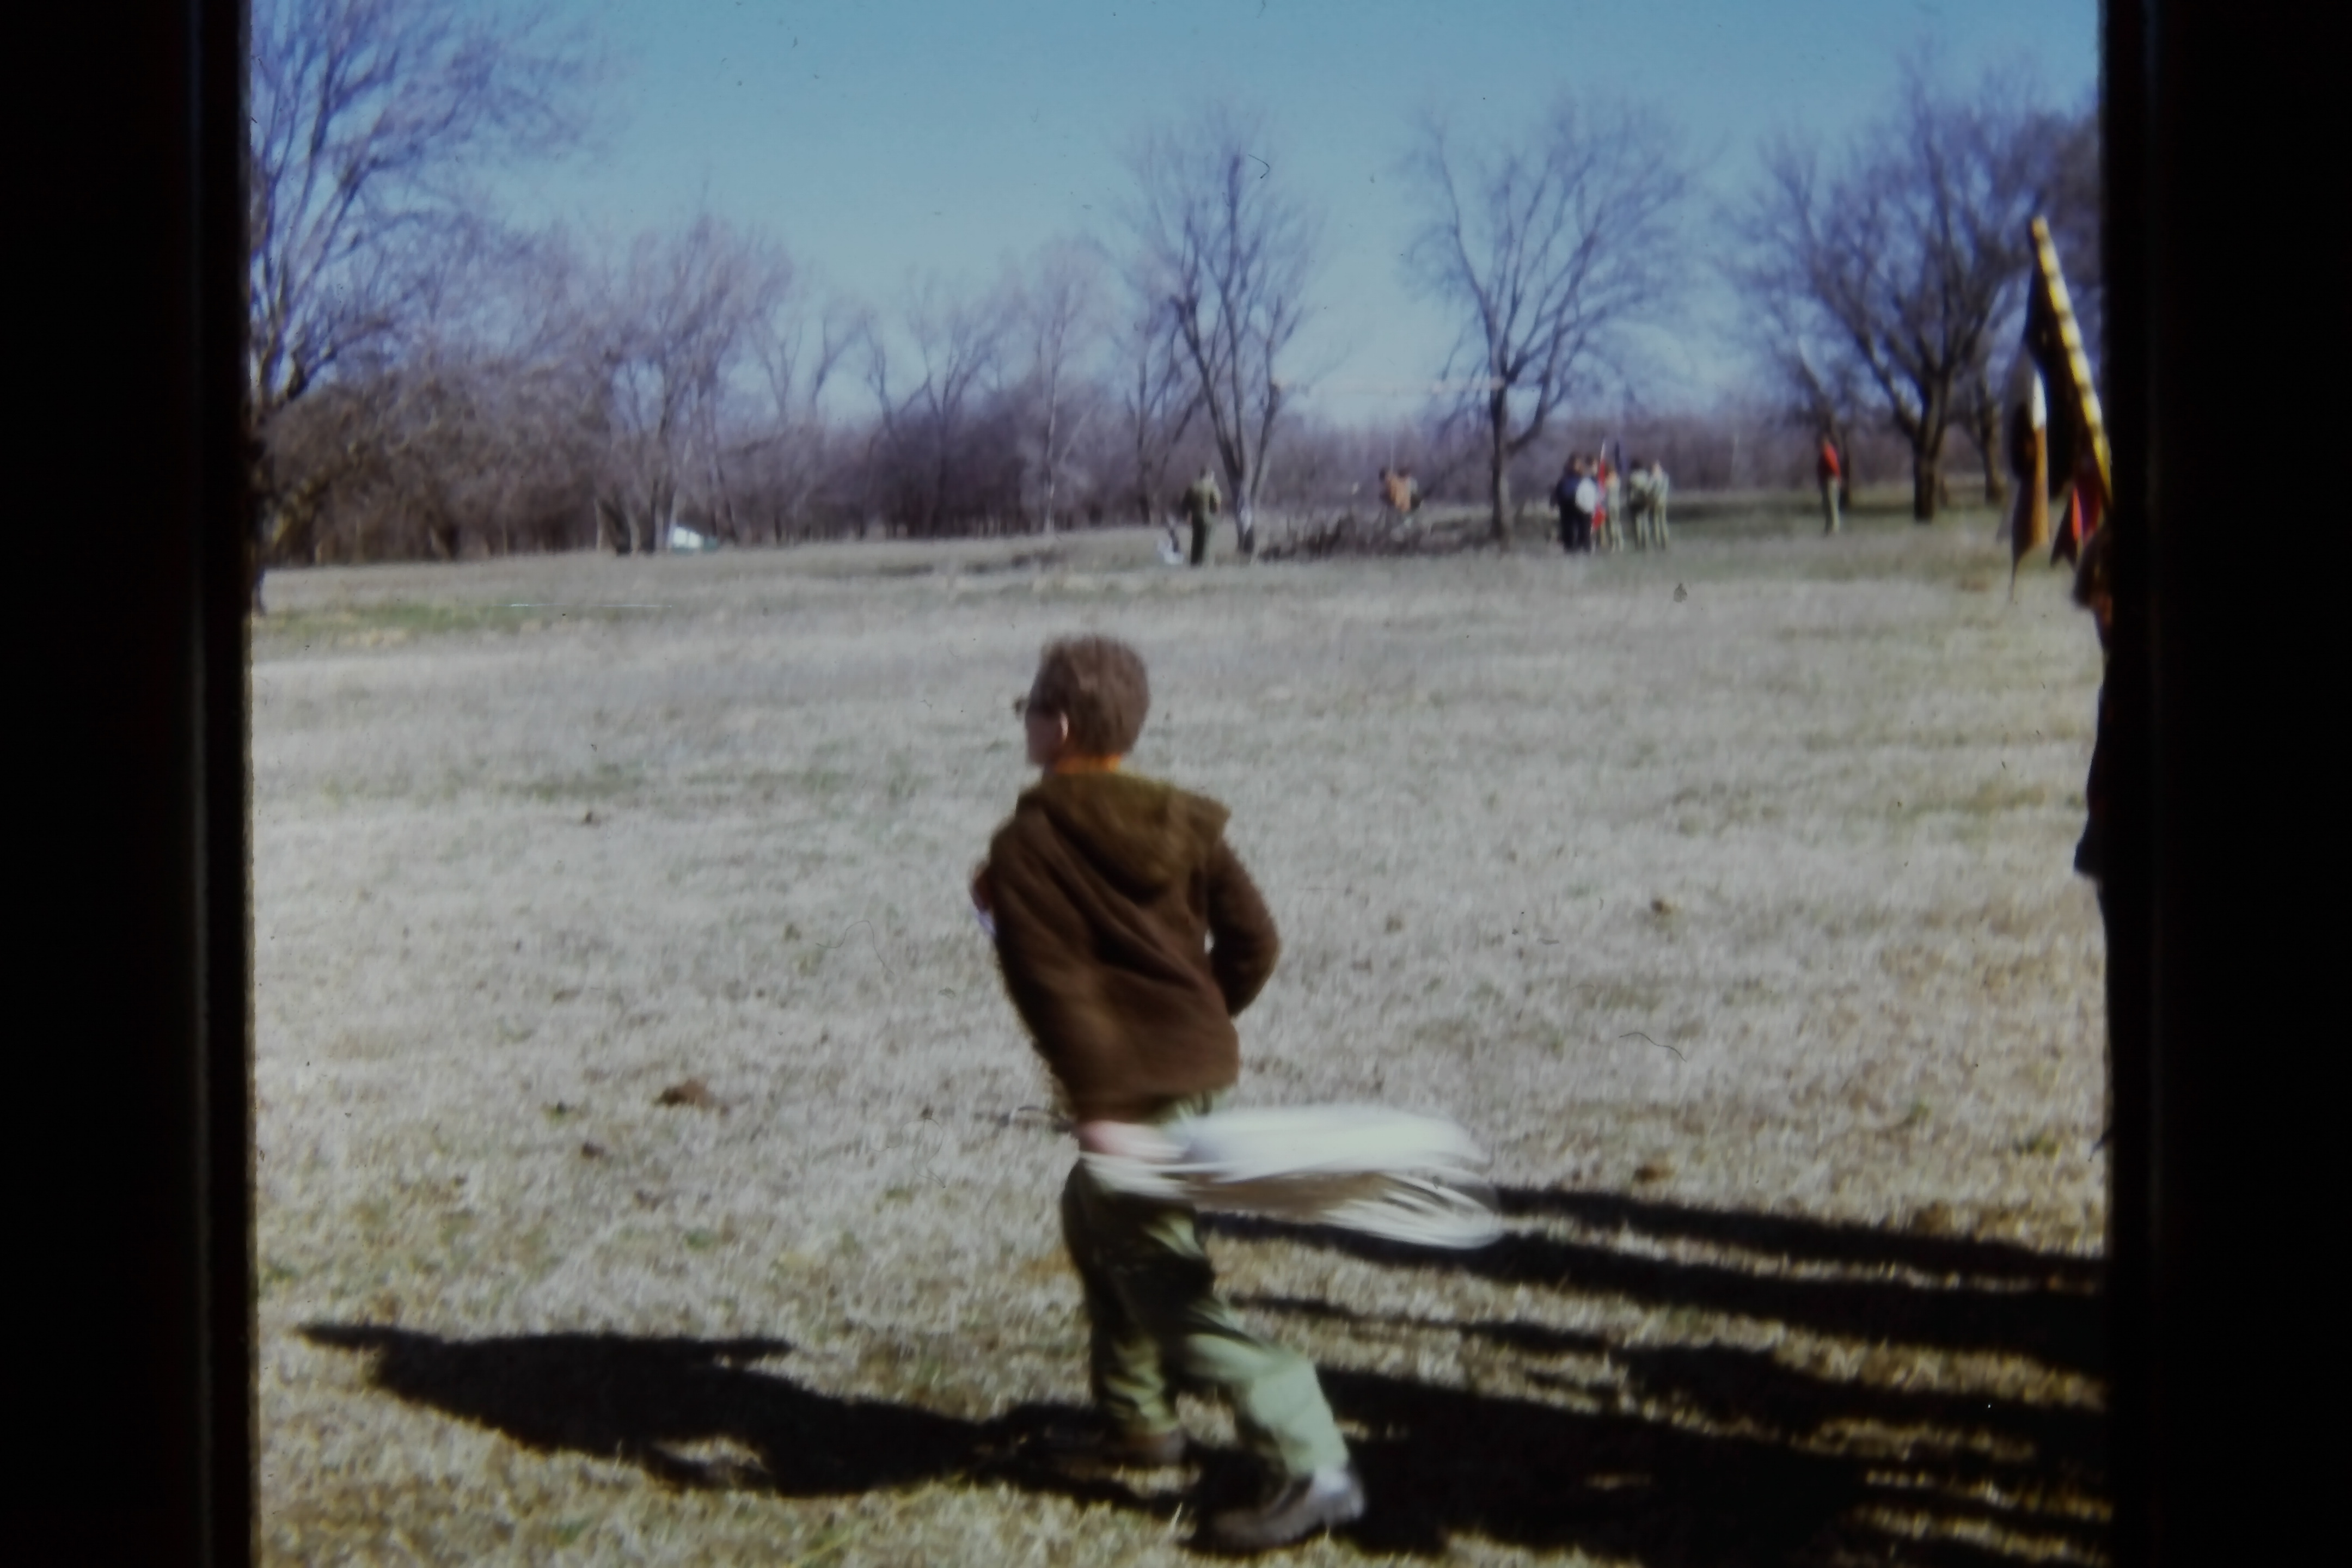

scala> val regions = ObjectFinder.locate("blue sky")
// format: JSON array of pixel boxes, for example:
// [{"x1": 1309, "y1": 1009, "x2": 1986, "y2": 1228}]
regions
[{"x1": 506, "y1": 0, "x2": 2096, "y2": 424}]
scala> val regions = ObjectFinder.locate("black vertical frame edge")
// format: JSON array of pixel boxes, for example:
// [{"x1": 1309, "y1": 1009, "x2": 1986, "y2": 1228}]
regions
[
  {"x1": 199, "y1": 0, "x2": 256, "y2": 1559},
  {"x1": 2132, "y1": 3, "x2": 2341, "y2": 1564},
  {"x1": 2096, "y1": 4, "x2": 2151, "y2": 1567},
  {"x1": 13, "y1": 0, "x2": 255, "y2": 1560}
]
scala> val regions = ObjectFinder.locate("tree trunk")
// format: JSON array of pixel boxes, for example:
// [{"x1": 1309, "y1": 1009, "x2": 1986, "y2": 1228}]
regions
[
  {"x1": 1974, "y1": 397, "x2": 2008, "y2": 504},
  {"x1": 1911, "y1": 435, "x2": 1944, "y2": 522},
  {"x1": 1486, "y1": 393, "x2": 1512, "y2": 548},
  {"x1": 1039, "y1": 396, "x2": 1058, "y2": 537}
]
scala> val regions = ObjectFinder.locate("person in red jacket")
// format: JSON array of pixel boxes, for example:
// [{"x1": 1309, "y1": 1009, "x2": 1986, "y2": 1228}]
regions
[
  {"x1": 1593, "y1": 452, "x2": 1616, "y2": 552},
  {"x1": 1817, "y1": 435, "x2": 1843, "y2": 535}
]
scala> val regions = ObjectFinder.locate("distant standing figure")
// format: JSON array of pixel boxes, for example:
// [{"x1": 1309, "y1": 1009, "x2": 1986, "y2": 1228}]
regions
[
  {"x1": 1182, "y1": 467, "x2": 1223, "y2": 567},
  {"x1": 1626, "y1": 457, "x2": 1669, "y2": 550},
  {"x1": 1553, "y1": 456, "x2": 1598, "y2": 554},
  {"x1": 1817, "y1": 436, "x2": 1843, "y2": 535},
  {"x1": 1379, "y1": 466, "x2": 1417, "y2": 519},
  {"x1": 1598, "y1": 454, "x2": 1624, "y2": 553},
  {"x1": 1551, "y1": 460, "x2": 1579, "y2": 553}
]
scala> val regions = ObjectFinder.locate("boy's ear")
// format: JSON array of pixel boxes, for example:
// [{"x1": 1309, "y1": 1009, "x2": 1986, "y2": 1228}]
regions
[{"x1": 1057, "y1": 713, "x2": 1071, "y2": 748}]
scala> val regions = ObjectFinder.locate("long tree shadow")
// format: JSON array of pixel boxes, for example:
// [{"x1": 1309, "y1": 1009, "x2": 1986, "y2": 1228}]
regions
[
  {"x1": 1242, "y1": 1293, "x2": 2103, "y2": 1488},
  {"x1": 1319, "y1": 1361, "x2": 2099, "y2": 1567},
  {"x1": 1206, "y1": 1187, "x2": 2105, "y2": 1376},
  {"x1": 1234, "y1": 1296, "x2": 2104, "y2": 1564},
  {"x1": 1496, "y1": 1189, "x2": 2102, "y2": 1292},
  {"x1": 300, "y1": 1189, "x2": 2104, "y2": 1563}
]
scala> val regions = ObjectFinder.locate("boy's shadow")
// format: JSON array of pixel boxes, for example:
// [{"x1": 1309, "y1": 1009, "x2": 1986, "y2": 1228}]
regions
[{"x1": 297, "y1": 1325, "x2": 1139, "y2": 1511}]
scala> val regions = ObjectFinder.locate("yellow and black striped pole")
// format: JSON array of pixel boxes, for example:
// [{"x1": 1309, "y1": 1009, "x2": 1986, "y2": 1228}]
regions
[{"x1": 2025, "y1": 216, "x2": 2109, "y2": 561}]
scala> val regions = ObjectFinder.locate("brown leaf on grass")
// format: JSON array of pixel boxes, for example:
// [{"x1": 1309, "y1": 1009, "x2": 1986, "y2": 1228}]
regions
[
  {"x1": 1650, "y1": 897, "x2": 1677, "y2": 917},
  {"x1": 579, "y1": 1141, "x2": 608, "y2": 1160},
  {"x1": 655, "y1": 1077, "x2": 721, "y2": 1111},
  {"x1": 1633, "y1": 1160, "x2": 1674, "y2": 1184}
]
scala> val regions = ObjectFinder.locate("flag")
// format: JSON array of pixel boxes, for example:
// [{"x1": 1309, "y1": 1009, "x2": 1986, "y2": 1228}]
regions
[{"x1": 1081, "y1": 1104, "x2": 1503, "y2": 1250}]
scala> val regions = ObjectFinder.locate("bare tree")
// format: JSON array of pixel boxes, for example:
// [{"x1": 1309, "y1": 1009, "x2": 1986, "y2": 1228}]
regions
[
  {"x1": 264, "y1": 225, "x2": 608, "y2": 566},
  {"x1": 863, "y1": 276, "x2": 1011, "y2": 536},
  {"x1": 1013, "y1": 240, "x2": 1110, "y2": 535},
  {"x1": 1115, "y1": 298, "x2": 1203, "y2": 526},
  {"x1": 1401, "y1": 100, "x2": 1690, "y2": 546},
  {"x1": 735, "y1": 293, "x2": 855, "y2": 543},
  {"x1": 587, "y1": 216, "x2": 792, "y2": 553},
  {"x1": 1124, "y1": 102, "x2": 1320, "y2": 560},
  {"x1": 1728, "y1": 62, "x2": 2065, "y2": 521},
  {"x1": 1733, "y1": 256, "x2": 1865, "y2": 509},
  {"x1": 245, "y1": 0, "x2": 592, "y2": 607}
]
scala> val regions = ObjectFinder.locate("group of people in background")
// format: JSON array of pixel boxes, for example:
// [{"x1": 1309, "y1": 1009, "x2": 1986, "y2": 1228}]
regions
[{"x1": 1553, "y1": 451, "x2": 1670, "y2": 554}]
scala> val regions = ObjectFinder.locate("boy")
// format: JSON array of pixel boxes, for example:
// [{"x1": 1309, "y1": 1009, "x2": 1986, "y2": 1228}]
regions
[{"x1": 970, "y1": 635, "x2": 1365, "y2": 1552}]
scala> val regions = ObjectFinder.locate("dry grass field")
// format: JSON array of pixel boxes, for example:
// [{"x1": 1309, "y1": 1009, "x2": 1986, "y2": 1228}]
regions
[{"x1": 253, "y1": 499, "x2": 2110, "y2": 1566}]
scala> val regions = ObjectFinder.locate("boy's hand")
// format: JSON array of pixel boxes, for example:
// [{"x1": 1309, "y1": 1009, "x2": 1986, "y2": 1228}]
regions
[{"x1": 1077, "y1": 1120, "x2": 1180, "y2": 1162}]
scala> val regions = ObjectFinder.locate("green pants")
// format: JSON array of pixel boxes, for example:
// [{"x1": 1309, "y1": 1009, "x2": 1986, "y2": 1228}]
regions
[{"x1": 1058, "y1": 1102, "x2": 1349, "y2": 1479}]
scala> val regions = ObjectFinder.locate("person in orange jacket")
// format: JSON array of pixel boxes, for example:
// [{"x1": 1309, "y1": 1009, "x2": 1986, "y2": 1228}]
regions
[{"x1": 1816, "y1": 435, "x2": 1843, "y2": 535}]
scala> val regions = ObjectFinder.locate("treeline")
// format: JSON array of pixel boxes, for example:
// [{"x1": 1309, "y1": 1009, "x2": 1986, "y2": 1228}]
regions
[{"x1": 247, "y1": 1, "x2": 2096, "y2": 603}]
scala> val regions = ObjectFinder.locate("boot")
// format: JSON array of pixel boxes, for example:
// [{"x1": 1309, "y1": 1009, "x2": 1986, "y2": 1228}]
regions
[{"x1": 1207, "y1": 1463, "x2": 1365, "y2": 1551}]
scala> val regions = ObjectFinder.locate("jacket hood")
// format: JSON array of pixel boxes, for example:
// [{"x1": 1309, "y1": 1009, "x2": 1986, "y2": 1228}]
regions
[{"x1": 1019, "y1": 771, "x2": 1228, "y2": 895}]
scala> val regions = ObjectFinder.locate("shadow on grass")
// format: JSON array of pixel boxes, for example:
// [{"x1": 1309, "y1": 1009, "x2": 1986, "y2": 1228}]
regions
[
  {"x1": 1207, "y1": 1186, "x2": 2104, "y2": 1378},
  {"x1": 303, "y1": 1187, "x2": 2104, "y2": 1563},
  {"x1": 296, "y1": 1325, "x2": 1145, "y2": 1513}
]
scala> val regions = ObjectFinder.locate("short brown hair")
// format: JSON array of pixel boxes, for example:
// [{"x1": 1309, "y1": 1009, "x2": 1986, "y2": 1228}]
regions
[{"x1": 1028, "y1": 635, "x2": 1150, "y2": 756}]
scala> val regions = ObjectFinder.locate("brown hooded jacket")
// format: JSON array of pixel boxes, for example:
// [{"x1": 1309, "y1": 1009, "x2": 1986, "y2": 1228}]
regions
[{"x1": 981, "y1": 771, "x2": 1279, "y2": 1122}]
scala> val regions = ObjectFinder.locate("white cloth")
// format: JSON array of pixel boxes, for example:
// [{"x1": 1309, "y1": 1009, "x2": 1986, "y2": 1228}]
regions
[{"x1": 1081, "y1": 1104, "x2": 1503, "y2": 1250}]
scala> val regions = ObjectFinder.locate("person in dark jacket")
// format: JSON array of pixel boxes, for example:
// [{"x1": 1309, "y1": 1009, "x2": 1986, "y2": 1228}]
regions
[
  {"x1": 1181, "y1": 467, "x2": 1223, "y2": 567},
  {"x1": 970, "y1": 635, "x2": 1364, "y2": 1551},
  {"x1": 2071, "y1": 520, "x2": 2114, "y2": 902},
  {"x1": 1553, "y1": 456, "x2": 1597, "y2": 553}
]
